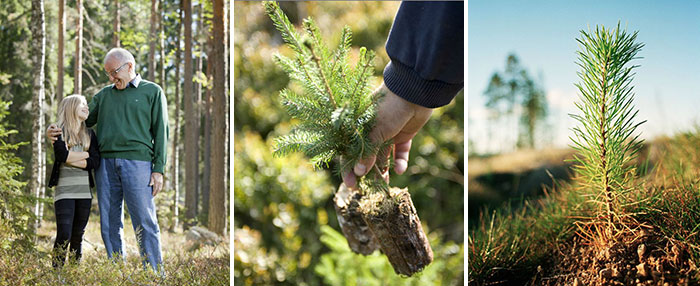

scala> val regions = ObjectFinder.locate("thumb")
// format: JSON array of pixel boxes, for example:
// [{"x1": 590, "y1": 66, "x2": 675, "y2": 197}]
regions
[{"x1": 149, "y1": 175, "x2": 154, "y2": 186}]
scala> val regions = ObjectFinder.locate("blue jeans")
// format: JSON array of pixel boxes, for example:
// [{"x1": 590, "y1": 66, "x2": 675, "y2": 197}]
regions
[{"x1": 96, "y1": 158, "x2": 163, "y2": 272}]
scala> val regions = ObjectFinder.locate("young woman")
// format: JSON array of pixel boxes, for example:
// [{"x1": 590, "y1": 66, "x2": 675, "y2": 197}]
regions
[{"x1": 48, "y1": 94, "x2": 100, "y2": 268}]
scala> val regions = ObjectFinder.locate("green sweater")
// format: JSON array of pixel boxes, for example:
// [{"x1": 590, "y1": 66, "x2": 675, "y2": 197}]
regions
[{"x1": 86, "y1": 77, "x2": 169, "y2": 173}]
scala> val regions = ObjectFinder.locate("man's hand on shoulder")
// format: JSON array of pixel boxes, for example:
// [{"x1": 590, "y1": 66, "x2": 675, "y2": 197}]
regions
[{"x1": 47, "y1": 124, "x2": 62, "y2": 144}]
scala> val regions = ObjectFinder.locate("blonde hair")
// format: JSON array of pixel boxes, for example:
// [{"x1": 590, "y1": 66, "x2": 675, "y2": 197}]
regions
[{"x1": 57, "y1": 94, "x2": 90, "y2": 150}]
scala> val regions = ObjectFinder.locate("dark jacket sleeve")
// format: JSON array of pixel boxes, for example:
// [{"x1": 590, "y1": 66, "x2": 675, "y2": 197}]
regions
[
  {"x1": 84, "y1": 129, "x2": 101, "y2": 171},
  {"x1": 383, "y1": 1, "x2": 464, "y2": 108},
  {"x1": 49, "y1": 136, "x2": 67, "y2": 188},
  {"x1": 53, "y1": 135, "x2": 69, "y2": 163}
]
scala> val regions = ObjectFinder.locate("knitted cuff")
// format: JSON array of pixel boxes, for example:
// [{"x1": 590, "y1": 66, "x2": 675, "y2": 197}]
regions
[{"x1": 382, "y1": 60, "x2": 463, "y2": 108}]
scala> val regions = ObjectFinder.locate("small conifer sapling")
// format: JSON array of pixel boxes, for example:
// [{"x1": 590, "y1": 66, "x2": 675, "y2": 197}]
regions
[
  {"x1": 570, "y1": 23, "x2": 645, "y2": 234},
  {"x1": 264, "y1": 2, "x2": 433, "y2": 276}
]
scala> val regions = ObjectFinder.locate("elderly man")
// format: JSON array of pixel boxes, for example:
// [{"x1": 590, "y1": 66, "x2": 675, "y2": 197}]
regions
[{"x1": 48, "y1": 48, "x2": 169, "y2": 273}]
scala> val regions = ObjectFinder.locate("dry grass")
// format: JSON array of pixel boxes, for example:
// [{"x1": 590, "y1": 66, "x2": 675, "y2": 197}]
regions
[
  {"x1": 1, "y1": 213, "x2": 229, "y2": 286},
  {"x1": 468, "y1": 148, "x2": 574, "y2": 180},
  {"x1": 468, "y1": 136, "x2": 700, "y2": 285},
  {"x1": 468, "y1": 148, "x2": 574, "y2": 198}
]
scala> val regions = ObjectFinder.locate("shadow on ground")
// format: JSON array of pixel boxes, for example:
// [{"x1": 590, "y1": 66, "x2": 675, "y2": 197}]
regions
[{"x1": 467, "y1": 148, "x2": 575, "y2": 228}]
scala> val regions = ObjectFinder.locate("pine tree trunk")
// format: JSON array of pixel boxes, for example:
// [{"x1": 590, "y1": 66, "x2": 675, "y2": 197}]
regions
[
  {"x1": 112, "y1": 0, "x2": 120, "y2": 47},
  {"x1": 158, "y1": 0, "x2": 165, "y2": 90},
  {"x1": 31, "y1": 0, "x2": 46, "y2": 232},
  {"x1": 148, "y1": 0, "x2": 157, "y2": 82},
  {"x1": 224, "y1": 0, "x2": 229, "y2": 209},
  {"x1": 193, "y1": 2, "x2": 203, "y2": 219},
  {"x1": 208, "y1": 0, "x2": 226, "y2": 236},
  {"x1": 57, "y1": 0, "x2": 64, "y2": 102},
  {"x1": 183, "y1": 0, "x2": 197, "y2": 229},
  {"x1": 169, "y1": 4, "x2": 183, "y2": 233},
  {"x1": 74, "y1": 0, "x2": 82, "y2": 94},
  {"x1": 360, "y1": 187, "x2": 433, "y2": 276},
  {"x1": 201, "y1": 46, "x2": 212, "y2": 222},
  {"x1": 333, "y1": 183, "x2": 380, "y2": 255}
]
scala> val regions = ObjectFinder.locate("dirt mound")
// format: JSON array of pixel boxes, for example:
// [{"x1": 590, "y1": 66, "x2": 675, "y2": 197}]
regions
[{"x1": 536, "y1": 226, "x2": 697, "y2": 286}]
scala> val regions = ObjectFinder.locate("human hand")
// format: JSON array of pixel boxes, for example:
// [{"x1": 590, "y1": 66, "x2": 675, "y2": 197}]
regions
[
  {"x1": 150, "y1": 172, "x2": 164, "y2": 196},
  {"x1": 47, "y1": 124, "x2": 62, "y2": 144},
  {"x1": 342, "y1": 83, "x2": 433, "y2": 189}
]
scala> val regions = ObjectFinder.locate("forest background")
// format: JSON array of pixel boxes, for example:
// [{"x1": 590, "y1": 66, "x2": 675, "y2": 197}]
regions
[{"x1": 0, "y1": 0, "x2": 230, "y2": 284}]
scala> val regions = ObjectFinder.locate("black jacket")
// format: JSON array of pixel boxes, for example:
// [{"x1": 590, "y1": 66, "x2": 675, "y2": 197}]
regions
[
  {"x1": 48, "y1": 129, "x2": 100, "y2": 188},
  {"x1": 383, "y1": 1, "x2": 464, "y2": 108}
]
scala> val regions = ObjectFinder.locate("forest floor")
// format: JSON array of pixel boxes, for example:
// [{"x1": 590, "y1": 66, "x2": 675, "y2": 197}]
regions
[
  {"x1": 468, "y1": 136, "x2": 700, "y2": 285},
  {"x1": 1, "y1": 214, "x2": 229, "y2": 285}
]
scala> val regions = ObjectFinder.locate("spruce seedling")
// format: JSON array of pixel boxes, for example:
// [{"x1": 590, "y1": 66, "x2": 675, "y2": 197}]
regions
[
  {"x1": 264, "y1": 3, "x2": 434, "y2": 273},
  {"x1": 263, "y1": 1, "x2": 390, "y2": 196},
  {"x1": 570, "y1": 23, "x2": 645, "y2": 230}
]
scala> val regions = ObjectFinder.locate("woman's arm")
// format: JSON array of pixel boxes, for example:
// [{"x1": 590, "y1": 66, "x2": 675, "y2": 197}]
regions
[
  {"x1": 53, "y1": 132, "x2": 91, "y2": 165},
  {"x1": 53, "y1": 135, "x2": 69, "y2": 162},
  {"x1": 66, "y1": 151, "x2": 89, "y2": 163},
  {"x1": 66, "y1": 160, "x2": 87, "y2": 168}
]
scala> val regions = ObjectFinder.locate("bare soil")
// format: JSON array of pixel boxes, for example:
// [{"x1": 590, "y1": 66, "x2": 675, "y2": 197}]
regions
[{"x1": 535, "y1": 226, "x2": 697, "y2": 286}]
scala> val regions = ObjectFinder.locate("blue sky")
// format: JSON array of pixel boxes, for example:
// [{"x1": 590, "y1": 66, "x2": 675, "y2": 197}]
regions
[{"x1": 468, "y1": 0, "x2": 700, "y2": 154}]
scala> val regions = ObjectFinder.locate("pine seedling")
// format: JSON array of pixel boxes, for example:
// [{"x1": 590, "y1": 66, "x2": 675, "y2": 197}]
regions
[
  {"x1": 263, "y1": 1, "x2": 390, "y2": 195},
  {"x1": 570, "y1": 23, "x2": 645, "y2": 230}
]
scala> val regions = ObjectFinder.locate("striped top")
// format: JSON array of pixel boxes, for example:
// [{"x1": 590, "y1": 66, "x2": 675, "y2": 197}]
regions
[{"x1": 54, "y1": 144, "x2": 92, "y2": 202}]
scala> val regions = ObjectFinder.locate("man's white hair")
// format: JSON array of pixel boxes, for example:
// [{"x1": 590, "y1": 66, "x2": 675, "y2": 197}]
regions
[{"x1": 104, "y1": 48, "x2": 136, "y2": 67}]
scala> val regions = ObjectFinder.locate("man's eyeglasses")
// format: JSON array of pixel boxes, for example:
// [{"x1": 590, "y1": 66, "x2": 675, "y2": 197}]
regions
[{"x1": 106, "y1": 62, "x2": 129, "y2": 78}]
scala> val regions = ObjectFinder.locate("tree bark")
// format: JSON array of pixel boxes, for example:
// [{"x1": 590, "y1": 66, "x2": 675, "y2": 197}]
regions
[
  {"x1": 31, "y1": 0, "x2": 46, "y2": 232},
  {"x1": 112, "y1": 0, "x2": 120, "y2": 47},
  {"x1": 57, "y1": 0, "x2": 64, "y2": 103},
  {"x1": 74, "y1": 0, "x2": 82, "y2": 94},
  {"x1": 193, "y1": 1, "x2": 203, "y2": 219},
  {"x1": 183, "y1": 0, "x2": 197, "y2": 229},
  {"x1": 201, "y1": 44, "x2": 212, "y2": 222},
  {"x1": 169, "y1": 2, "x2": 183, "y2": 233},
  {"x1": 159, "y1": 0, "x2": 165, "y2": 89},
  {"x1": 360, "y1": 187, "x2": 433, "y2": 276},
  {"x1": 224, "y1": 0, "x2": 229, "y2": 216},
  {"x1": 208, "y1": 0, "x2": 226, "y2": 236},
  {"x1": 148, "y1": 0, "x2": 157, "y2": 82}
]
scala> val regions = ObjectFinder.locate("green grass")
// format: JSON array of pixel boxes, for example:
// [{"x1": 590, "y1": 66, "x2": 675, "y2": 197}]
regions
[
  {"x1": 468, "y1": 179, "x2": 583, "y2": 284},
  {"x1": 0, "y1": 213, "x2": 229, "y2": 286}
]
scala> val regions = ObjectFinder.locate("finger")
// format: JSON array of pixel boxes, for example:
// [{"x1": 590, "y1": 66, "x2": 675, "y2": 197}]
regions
[
  {"x1": 149, "y1": 176, "x2": 154, "y2": 186},
  {"x1": 342, "y1": 169, "x2": 357, "y2": 189},
  {"x1": 354, "y1": 153, "x2": 376, "y2": 177},
  {"x1": 354, "y1": 87, "x2": 409, "y2": 177},
  {"x1": 152, "y1": 180, "x2": 160, "y2": 196},
  {"x1": 153, "y1": 184, "x2": 161, "y2": 196},
  {"x1": 375, "y1": 144, "x2": 392, "y2": 173},
  {"x1": 394, "y1": 140, "x2": 412, "y2": 175}
]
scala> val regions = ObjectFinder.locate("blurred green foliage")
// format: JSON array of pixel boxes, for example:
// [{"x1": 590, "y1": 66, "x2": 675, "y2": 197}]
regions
[
  {"x1": 234, "y1": 1, "x2": 464, "y2": 284},
  {"x1": 0, "y1": 100, "x2": 33, "y2": 250},
  {"x1": 315, "y1": 225, "x2": 464, "y2": 286},
  {"x1": 234, "y1": 131, "x2": 334, "y2": 285}
]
